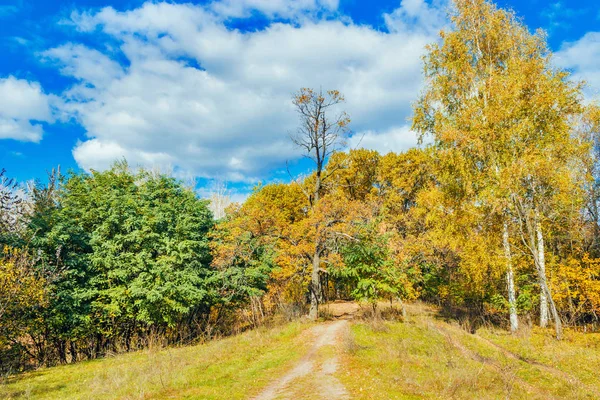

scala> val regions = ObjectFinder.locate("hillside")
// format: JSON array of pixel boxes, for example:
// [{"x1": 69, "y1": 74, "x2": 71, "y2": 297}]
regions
[{"x1": 2, "y1": 302, "x2": 599, "y2": 400}]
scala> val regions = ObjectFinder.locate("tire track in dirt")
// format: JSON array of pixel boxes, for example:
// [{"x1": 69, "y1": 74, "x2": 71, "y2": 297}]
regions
[{"x1": 253, "y1": 320, "x2": 350, "y2": 400}]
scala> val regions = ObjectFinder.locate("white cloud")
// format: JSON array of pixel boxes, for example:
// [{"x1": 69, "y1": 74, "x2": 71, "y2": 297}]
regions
[
  {"x1": 72, "y1": 139, "x2": 174, "y2": 171},
  {"x1": 384, "y1": 0, "x2": 448, "y2": 36},
  {"x1": 0, "y1": 118, "x2": 44, "y2": 142},
  {"x1": 555, "y1": 32, "x2": 600, "y2": 100},
  {"x1": 42, "y1": 44, "x2": 124, "y2": 89},
  {"x1": 0, "y1": 77, "x2": 54, "y2": 142},
  {"x1": 44, "y1": 0, "x2": 447, "y2": 181},
  {"x1": 349, "y1": 125, "x2": 420, "y2": 155}
]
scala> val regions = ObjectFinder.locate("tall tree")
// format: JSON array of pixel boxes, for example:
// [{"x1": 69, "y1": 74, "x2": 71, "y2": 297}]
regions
[
  {"x1": 577, "y1": 105, "x2": 600, "y2": 255},
  {"x1": 413, "y1": 0, "x2": 583, "y2": 337},
  {"x1": 290, "y1": 88, "x2": 350, "y2": 319}
]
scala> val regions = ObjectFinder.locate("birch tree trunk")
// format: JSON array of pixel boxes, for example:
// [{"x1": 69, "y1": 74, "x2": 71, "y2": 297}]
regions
[
  {"x1": 535, "y1": 210, "x2": 549, "y2": 328},
  {"x1": 534, "y1": 210, "x2": 563, "y2": 339},
  {"x1": 503, "y1": 221, "x2": 519, "y2": 332}
]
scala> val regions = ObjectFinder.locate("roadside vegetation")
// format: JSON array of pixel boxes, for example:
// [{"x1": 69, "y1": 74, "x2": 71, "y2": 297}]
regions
[{"x1": 0, "y1": 322, "x2": 311, "y2": 400}]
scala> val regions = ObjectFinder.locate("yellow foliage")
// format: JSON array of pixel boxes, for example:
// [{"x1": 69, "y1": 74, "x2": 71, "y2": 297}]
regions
[
  {"x1": 0, "y1": 247, "x2": 48, "y2": 345},
  {"x1": 551, "y1": 255, "x2": 600, "y2": 319}
]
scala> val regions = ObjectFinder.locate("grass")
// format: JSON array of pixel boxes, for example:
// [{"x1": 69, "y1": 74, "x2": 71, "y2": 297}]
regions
[
  {"x1": 4, "y1": 303, "x2": 600, "y2": 399},
  {"x1": 338, "y1": 303, "x2": 600, "y2": 399},
  {"x1": 0, "y1": 321, "x2": 313, "y2": 400}
]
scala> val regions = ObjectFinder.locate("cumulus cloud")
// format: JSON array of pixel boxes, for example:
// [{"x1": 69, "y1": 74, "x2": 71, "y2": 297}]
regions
[
  {"x1": 0, "y1": 77, "x2": 54, "y2": 142},
  {"x1": 384, "y1": 0, "x2": 448, "y2": 36},
  {"x1": 43, "y1": 0, "x2": 448, "y2": 181},
  {"x1": 555, "y1": 32, "x2": 600, "y2": 100},
  {"x1": 349, "y1": 125, "x2": 421, "y2": 155},
  {"x1": 42, "y1": 44, "x2": 124, "y2": 89}
]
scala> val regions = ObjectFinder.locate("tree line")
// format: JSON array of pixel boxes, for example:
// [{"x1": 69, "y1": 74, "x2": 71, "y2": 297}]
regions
[{"x1": 2, "y1": 0, "x2": 600, "y2": 373}]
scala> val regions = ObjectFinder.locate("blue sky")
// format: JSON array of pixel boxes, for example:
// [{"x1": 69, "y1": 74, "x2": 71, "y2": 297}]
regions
[{"x1": 0, "y1": 0, "x2": 598, "y2": 198}]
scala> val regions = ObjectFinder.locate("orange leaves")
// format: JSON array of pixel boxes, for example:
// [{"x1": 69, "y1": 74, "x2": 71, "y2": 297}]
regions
[
  {"x1": 292, "y1": 87, "x2": 347, "y2": 109},
  {"x1": 210, "y1": 183, "x2": 307, "y2": 270},
  {"x1": 337, "y1": 116, "x2": 350, "y2": 128},
  {"x1": 293, "y1": 88, "x2": 314, "y2": 105},
  {"x1": 210, "y1": 168, "x2": 376, "y2": 306}
]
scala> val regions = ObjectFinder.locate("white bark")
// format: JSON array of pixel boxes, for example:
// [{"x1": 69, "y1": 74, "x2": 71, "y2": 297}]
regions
[
  {"x1": 536, "y1": 210, "x2": 549, "y2": 328},
  {"x1": 534, "y1": 210, "x2": 562, "y2": 339},
  {"x1": 208, "y1": 180, "x2": 231, "y2": 220},
  {"x1": 503, "y1": 221, "x2": 518, "y2": 332}
]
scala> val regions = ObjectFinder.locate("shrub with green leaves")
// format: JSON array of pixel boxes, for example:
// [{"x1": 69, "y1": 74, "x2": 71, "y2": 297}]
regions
[{"x1": 26, "y1": 162, "x2": 216, "y2": 362}]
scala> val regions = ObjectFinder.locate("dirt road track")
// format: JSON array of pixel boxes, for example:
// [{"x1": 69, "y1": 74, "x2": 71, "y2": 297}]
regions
[{"x1": 253, "y1": 319, "x2": 350, "y2": 400}]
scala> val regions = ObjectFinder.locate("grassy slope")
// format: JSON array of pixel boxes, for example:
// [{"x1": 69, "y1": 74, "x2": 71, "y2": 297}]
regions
[
  {"x1": 338, "y1": 304, "x2": 600, "y2": 400},
  {"x1": 4, "y1": 303, "x2": 600, "y2": 400},
  {"x1": 0, "y1": 322, "x2": 312, "y2": 400}
]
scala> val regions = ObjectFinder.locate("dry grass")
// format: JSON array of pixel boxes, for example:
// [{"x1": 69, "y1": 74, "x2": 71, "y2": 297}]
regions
[
  {"x1": 0, "y1": 321, "x2": 313, "y2": 400},
  {"x1": 338, "y1": 303, "x2": 600, "y2": 399},
  {"x1": 4, "y1": 302, "x2": 600, "y2": 400}
]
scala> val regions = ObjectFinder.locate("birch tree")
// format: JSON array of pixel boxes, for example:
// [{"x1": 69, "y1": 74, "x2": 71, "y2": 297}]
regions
[
  {"x1": 577, "y1": 105, "x2": 600, "y2": 254},
  {"x1": 208, "y1": 180, "x2": 232, "y2": 220},
  {"x1": 413, "y1": 0, "x2": 583, "y2": 337},
  {"x1": 0, "y1": 170, "x2": 27, "y2": 242}
]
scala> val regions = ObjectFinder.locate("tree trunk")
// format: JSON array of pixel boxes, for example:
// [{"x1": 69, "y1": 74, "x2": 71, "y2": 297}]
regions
[
  {"x1": 309, "y1": 250, "x2": 321, "y2": 320},
  {"x1": 503, "y1": 221, "x2": 518, "y2": 332},
  {"x1": 535, "y1": 211, "x2": 562, "y2": 340},
  {"x1": 536, "y1": 211, "x2": 549, "y2": 328},
  {"x1": 69, "y1": 340, "x2": 77, "y2": 363},
  {"x1": 308, "y1": 169, "x2": 322, "y2": 320}
]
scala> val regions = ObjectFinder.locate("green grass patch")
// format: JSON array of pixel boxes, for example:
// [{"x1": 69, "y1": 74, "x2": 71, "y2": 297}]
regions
[
  {"x1": 339, "y1": 315, "x2": 600, "y2": 399},
  {"x1": 478, "y1": 326, "x2": 600, "y2": 396},
  {"x1": 0, "y1": 322, "x2": 312, "y2": 400}
]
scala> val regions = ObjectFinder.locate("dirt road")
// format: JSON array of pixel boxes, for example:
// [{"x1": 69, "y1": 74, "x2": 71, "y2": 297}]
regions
[{"x1": 253, "y1": 319, "x2": 350, "y2": 400}]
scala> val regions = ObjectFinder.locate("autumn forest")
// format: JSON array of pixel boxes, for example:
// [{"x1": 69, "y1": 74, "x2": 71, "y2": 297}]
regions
[{"x1": 2, "y1": 0, "x2": 600, "y2": 384}]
